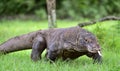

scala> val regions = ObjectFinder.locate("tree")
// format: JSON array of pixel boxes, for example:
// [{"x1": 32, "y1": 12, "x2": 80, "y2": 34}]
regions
[{"x1": 46, "y1": 0, "x2": 57, "y2": 28}]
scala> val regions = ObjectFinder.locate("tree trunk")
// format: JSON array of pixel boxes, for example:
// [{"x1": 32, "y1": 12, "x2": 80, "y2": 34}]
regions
[{"x1": 46, "y1": 0, "x2": 57, "y2": 28}]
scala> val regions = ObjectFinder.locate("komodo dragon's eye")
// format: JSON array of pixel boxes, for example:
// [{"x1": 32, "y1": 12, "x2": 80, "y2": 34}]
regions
[
  {"x1": 85, "y1": 39, "x2": 88, "y2": 42},
  {"x1": 84, "y1": 38, "x2": 92, "y2": 43}
]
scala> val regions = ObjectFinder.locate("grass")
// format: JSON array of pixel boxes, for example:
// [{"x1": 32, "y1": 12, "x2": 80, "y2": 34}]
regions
[{"x1": 0, "y1": 19, "x2": 120, "y2": 71}]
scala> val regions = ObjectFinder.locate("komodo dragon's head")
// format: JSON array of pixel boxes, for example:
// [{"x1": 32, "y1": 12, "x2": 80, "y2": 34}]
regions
[{"x1": 74, "y1": 31, "x2": 102, "y2": 56}]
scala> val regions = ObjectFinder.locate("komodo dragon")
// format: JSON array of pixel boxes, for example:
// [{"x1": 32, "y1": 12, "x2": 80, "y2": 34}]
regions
[{"x1": 0, "y1": 26, "x2": 102, "y2": 63}]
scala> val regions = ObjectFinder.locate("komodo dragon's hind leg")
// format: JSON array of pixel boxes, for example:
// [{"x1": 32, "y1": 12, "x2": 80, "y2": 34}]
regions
[{"x1": 31, "y1": 35, "x2": 46, "y2": 61}]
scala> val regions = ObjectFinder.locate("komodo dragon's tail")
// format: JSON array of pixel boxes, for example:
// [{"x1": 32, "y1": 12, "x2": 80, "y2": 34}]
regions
[
  {"x1": 0, "y1": 31, "x2": 39, "y2": 54},
  {"x1": 0, "y1": 36, "x2": 32, "y2": 54}
]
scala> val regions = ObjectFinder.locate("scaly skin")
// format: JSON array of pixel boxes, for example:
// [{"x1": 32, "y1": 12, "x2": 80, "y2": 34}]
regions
[
  {"x1": 0, "y1": 30, "x2": 42, "y2": 54},
  {"x1": 31, "y1": 26, "x2": 102, "y2": 63},
  {"x1": 0, "y1": 26, "x2": 102, "y2": 63}
]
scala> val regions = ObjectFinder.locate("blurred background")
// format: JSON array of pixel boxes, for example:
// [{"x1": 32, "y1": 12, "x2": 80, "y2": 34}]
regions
[{"x1": 0, "y1": 0, "x2": 120, "y2": 20}]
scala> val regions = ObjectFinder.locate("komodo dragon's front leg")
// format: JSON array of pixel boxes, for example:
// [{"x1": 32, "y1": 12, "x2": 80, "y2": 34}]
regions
[{"x1": 31, "y1": 35, "x2": 46, "y2": 61}]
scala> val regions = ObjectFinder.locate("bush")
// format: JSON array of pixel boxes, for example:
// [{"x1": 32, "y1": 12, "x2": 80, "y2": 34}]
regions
[
  {"x1": 92, "y1": 21, "x2": 120, "y2": 51},
  {"x1": 57, "y1": 0, "x2": 120, "y2": 19},
  {"x1": 35, "y1": 9, "x2": 47, "y2": 19},
  {"x1": 0, "y1": 0, "x2": 120, "y2": 19}
]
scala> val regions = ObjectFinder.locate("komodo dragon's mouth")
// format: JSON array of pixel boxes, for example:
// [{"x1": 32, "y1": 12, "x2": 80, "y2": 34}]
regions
[{"x1": 87, "y1": 47, "x2": 102, "y2": 57}]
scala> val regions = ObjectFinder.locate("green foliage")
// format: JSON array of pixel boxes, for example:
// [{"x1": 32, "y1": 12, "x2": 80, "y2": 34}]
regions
[
  {"x1": 115, "y1": 21, "x2": 120, "y2": 33},
  {"x1": 58, "y1": 0, "x2": 120, "y2": 19},
  {"x1": 92, "y1": 24, "x2": 107, "y2": 44},
  {"x1": 35, "y1": 9, "x2": 47, "y2": 19},
  {"x1": 0, "y1": 0, "x2": 120, "y2": 19},
  {"x1": 0, "y1": 0, "x2": 45, "y2": 15},
  {"x1": 90, "y1": 21, "x2": 120, "y2": 51}
]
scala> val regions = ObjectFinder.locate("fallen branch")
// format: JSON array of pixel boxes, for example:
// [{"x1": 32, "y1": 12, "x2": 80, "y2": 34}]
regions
[{"x1": 78, "y1": 16, "x2": 120, "y2": 27}]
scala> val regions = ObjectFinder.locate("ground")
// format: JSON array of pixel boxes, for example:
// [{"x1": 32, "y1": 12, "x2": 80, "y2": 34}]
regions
[{"x1": 0, "y1": 19, "x2": 120, "y2": 71}]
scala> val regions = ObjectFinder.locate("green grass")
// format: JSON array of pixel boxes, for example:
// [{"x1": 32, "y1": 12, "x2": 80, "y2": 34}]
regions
[{"x1": 0, "y1": 20, "x2": 120, "y2": 71}]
